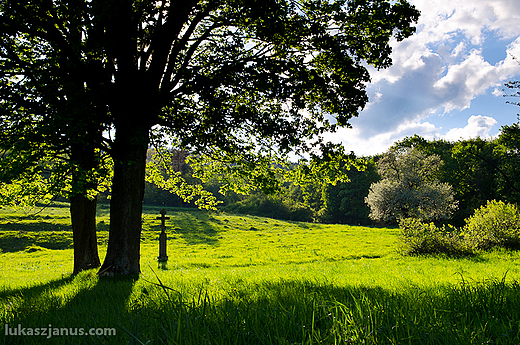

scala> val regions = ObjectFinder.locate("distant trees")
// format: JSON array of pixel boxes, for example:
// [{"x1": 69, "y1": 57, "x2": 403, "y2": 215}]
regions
[
  {"x1": 138, "y1": 127, "x2": 520, "y2": 228},
  {"x1": 394, "y1": 132, "x2": 520, "y2": 225},
  {"x1": 319, "y1": 158, "x2": 378, "y2": 224},
  {"x1": 365, "y1": 148, "x2": 457, "y2": 222},
  {"x1": 145, "y1": 80, "x2": 520, "y2": 227},
  {"x1": 496, "y1": 122, "x2": 520, "y2": 199}
]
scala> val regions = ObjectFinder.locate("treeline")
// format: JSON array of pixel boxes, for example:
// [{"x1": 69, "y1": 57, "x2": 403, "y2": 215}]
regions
[{"x1": 142, "y1": 123, "x2": 520, "y2": 226}]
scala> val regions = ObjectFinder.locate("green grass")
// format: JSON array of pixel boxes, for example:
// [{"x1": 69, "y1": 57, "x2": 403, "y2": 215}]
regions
[{"x1": 1, "y1": 203, "x2": 520, "y2": 344}]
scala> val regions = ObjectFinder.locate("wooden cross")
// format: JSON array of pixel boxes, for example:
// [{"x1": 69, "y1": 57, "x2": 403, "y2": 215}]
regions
[
  {"x1": 157, "y1": 209, "x2": 170, "y2": 263},
  {"x1": 157, "y1": 208, "x2": 170, "y2": 231}
]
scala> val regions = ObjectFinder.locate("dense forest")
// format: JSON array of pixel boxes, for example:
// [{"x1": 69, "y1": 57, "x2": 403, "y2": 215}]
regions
[{"x1": 136, "y1": 122, "x2": 520, "y2": 227}]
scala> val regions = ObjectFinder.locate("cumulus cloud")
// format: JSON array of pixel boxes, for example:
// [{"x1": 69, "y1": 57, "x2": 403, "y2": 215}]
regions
[
  {"x1": 351, "y1": 54, "x2": 445, "y2": 137},
  {"x1": 444, "y1": 115, "x2": 498, "y2": 141},
  {"x1": 432, "y1": 37, "x2": 520, "y2": 111},
  {"x1": 433, "y1": 50, "x2": 497, "y2": 111},
  {"x1": 384, "y1": 0, "x2": 520, "y2": 102},
  {"x1": 337, "y1": 0, "x2": 520, "y2": 155},
  {"x1": 331, "y1": 120, "x2": 441, "y2": 156}
]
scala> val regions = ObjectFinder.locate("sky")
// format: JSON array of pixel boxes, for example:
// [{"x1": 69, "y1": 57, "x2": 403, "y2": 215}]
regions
[{"x1": 330, "y1": 0, "x2": 520, "y2": 156}]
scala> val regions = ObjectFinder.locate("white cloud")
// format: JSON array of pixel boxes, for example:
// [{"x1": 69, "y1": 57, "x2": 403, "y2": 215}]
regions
[
  {"x1": 409, "y1": 0, "x2": 520, "y2": 44},
  {"x1": 332, "y1": 120, "x2": 441, "y2": 156},
  {"x1": 488, "y1": 0, "x2": 520, "y2": 38},
  {"x1": 505, "y1": 36, "x2": 520, "y2": 63},
  {"x1": 373, "y1": 0, "x2": 520, "y2": 89},
  {"x1": 433, "y1": 50, "x2": 497, "y2": 111},
  {"x1": 444, "y1": 115, "x2": 498, "y2": 141},
  {"x1": 352, "y1": 54, "x2": 445, "y2": 137},
  {"x1": 335, "y1": 0, "x2": 520, "y2": 156},
  {"x1": 492, "y1": 87, "x2": 503, "y2": 97},
  {"x1": 431, "y1": 37, "x2": 520, "y2": 112},
  {"x1": 452, "y1": 42, "x2": 467, "y2": 57}
]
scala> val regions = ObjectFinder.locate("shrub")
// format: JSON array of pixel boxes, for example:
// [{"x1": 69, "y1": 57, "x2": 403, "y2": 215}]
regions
[
  {"x1": 366, "y1": 148, "x2": 457, "y2": 223},
  {"x1": 398, "y1": 218, "x2": 469, "y2": 255},
  {"x1": 463, "y1": 200, "x2": 520, "y2": 250}
]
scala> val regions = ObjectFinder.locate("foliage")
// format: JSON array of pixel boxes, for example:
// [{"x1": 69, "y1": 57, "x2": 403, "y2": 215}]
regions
[
  {"x1": 187, "y1": 148, "x2": 288, "y2": 196},
  {"x1": 188, "y1": 142, "x2": 365, "y2": 199},
  {"x1": 222, "y1": 191, "x2": 314, "y2": 222},
  {"x1": 0, "y1": 0, "x2": 421, "y2": 193},
  {"x1": 394, "y1": 133, "x2": 520, "y2": 226},
  {"x1": 366, "y1": 148, "x2": 458, "y2": 222},
  {"x1": 399, "y1": 200, "x2": 520, "y2": 256},
  {"x1": 186, "y1": 144, "x2": 369, "y2": 222},
  {"x1": 185, "y1": 129, "x2": 519, "y2": 227},
  {"x1": 145, "y1": 148, "x2": 220, "y2": 210},
  {"x1": 0, "y1": 167, "x2": 57, "y2": 208},
  {"x1": 0, "y1": 0, "x2": 112, "y2": 204},
  {"x1": 504, "y1": 79, "x2": 520, "y2": 111},
  {"x1": 495, "y1": 122, "x2": 520, "y2": 201},
  {"x1": 288, "y1": 146, "x2": 369, "y2": 221},
  {"x1": 398, "y1": 218, "x2": 469, "y2": 256},
  {"x1": 0, "y1": 152, "x2": 113, "y2": 208},
  {"x1": 288, "y1": 144, "x2": 366, "y2": 187},
  {"x1": 463, "y1": 200, "x2": 520, "y2": 250},
  {"x1": 451, "y1": 139, "x2": 502, "y2": 219}
]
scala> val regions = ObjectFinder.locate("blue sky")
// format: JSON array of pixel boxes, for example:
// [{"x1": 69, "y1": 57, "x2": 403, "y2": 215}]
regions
[{"x1": 329, "y1": 0, "x2": 520, "y2": 156}]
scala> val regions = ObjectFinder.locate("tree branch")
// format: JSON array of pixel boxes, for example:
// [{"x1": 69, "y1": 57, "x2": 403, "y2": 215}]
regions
[{"x1": 160, "y1": 4, "x2": 217, "y2": 93}]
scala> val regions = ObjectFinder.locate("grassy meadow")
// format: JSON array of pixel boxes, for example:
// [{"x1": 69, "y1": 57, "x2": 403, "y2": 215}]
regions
[{"x1": 1, "y1": 203, "x2": 520, "y2": 344}]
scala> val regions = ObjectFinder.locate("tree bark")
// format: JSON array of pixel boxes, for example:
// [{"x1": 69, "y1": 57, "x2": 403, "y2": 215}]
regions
[
  {"x1": 69, "y1": 143, "x2": 101, "y2": 274},
  {"x1": 70, "y1": 193, "x2": 101, "y2": 274},
  {"x1": 98, "y1": 122, "x2": 150, "y2": 276}
]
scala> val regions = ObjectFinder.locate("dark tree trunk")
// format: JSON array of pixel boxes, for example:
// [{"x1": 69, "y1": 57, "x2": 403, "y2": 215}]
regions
[
  {"x1": 70, "y1": 193, "x2": 101, "y2": 274},
  {"x1": 68, "y1": 148, "x2": 103, "y2": 274},
  {"x1": 69, "y1": 144, "x2": 101, "y2": 274},
  {"x1": 98, "y1": 122, "x2": 150, "y2": 276}
]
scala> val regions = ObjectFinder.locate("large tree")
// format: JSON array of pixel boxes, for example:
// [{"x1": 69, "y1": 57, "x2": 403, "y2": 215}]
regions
[
  {"x1": 1, "y1": 0, "x2": 419, "y2": 275},
  {"x1": 0, "y1": 9, "x2": 110, "y2": 274}
]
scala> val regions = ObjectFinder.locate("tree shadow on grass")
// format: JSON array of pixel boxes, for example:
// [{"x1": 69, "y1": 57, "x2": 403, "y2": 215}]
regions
[
  {"x1": 1, "y1": 271, "x2": 139, "y2": 345},
  {"x1": 0, "y1": 222, "x2": 72, "y2": 232},
  {"x1": 3, "y1": 272, "x2": 520, "y2": 344},
  {"x1": 0, "y1": 275, "x2": 76, "y2": 300},
  {"x1": 134, "y1": 277, "x2": 520, "y2": 345},
  {"x1": 149, "y1": 211, "x2": 221, "y2": 246},
  {"x1": 0, "y1": 231, "x2": 73, "y2": 253}
]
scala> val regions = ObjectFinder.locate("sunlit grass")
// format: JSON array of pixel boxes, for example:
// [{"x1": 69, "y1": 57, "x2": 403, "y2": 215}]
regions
[{"x1": 1, "y1": 203, "x2": 520, "y2": 344}]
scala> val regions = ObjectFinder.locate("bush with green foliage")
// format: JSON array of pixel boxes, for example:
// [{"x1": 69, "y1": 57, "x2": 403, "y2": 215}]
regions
[
  {"x1": 399, "y1": 200, "x2": 520, "y2": 256},
  {"x1": 463, "y1": 200, "x2": 520, "y2": 250},
  {"x1": 398, "y1": 218, "x2": 468, "y2": 255}
]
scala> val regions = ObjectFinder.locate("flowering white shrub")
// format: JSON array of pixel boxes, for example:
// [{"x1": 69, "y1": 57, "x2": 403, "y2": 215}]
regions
[{"x1": 365, "y1": 148, "x2": 457, "y2": 222}]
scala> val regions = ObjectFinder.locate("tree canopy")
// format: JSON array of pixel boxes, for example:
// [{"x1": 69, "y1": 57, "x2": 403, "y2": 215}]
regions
[{"x1": 0, "y1": 0, "x2": 420, "y2": 275}]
